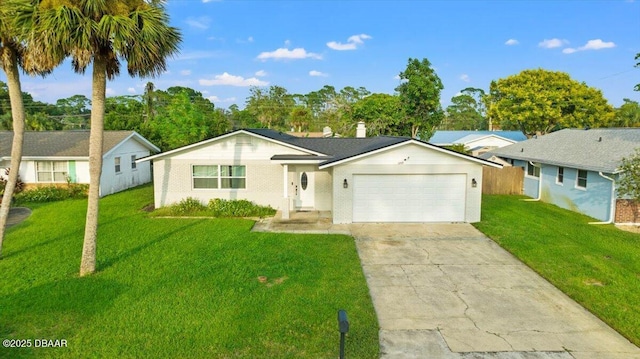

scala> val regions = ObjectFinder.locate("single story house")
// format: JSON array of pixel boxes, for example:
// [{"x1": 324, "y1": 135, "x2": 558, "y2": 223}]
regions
[
  {"x1": 0, "y1": 130, "x2": 160, "y2": 197},
  {"x1": 429, "y1": 130, "x2": 527, "y2": 156},
  {"x1": 486, "y1": 128, "x2": 640, "y2": 224},
  {"x1": 141, "y1": 123, "x2": 502, "y2": 224}
]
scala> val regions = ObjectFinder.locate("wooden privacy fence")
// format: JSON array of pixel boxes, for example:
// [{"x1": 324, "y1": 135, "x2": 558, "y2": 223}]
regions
[{"x1": 482, "y1": 166, "x2": 523, "y2": 195}]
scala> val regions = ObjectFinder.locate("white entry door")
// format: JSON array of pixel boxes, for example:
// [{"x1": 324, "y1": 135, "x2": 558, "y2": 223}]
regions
[
  {"x1": 297, "y1": 170, "x2": 315, "y2": 209},
  {"x1": 352, "y1": 174, "x2": 466, "y2": 222}
]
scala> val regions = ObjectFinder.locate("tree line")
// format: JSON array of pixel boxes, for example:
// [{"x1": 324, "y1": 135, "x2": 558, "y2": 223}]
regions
[{"x1": 2, "y1": 66, "x2": 638, "y2": 151}]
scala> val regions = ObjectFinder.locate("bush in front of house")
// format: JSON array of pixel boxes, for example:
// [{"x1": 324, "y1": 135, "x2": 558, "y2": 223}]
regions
[
  {"x1": 0, "y1": 169, "x2": 25, "y2": 202},
  {"x1": 208, "y1": 198, "x2": 276, "y2": 218},
  {"x1": 169, "y1": 197, "x2": 208, "y2": 215},
  {"x1": 14, "y1": 184, "x2": 89, "y2": 204}
]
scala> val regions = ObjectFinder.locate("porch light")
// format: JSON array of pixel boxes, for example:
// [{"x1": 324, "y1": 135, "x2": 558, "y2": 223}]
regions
[
  {"x1": 471, "y1": 178, "x2": 477, "y2": 188},
  {"x1": 343, "y1": 179, "x2": 348, "y2": 188}
]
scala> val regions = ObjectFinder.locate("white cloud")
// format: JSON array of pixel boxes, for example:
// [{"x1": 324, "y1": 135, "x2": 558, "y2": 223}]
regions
[
  {"x1": 254, "y1": 70, "x2": 267, "y2": 77},
  {"x1": 309, "y1": 70, "x2": 328, "y2": 77},
  {"x1": 186, "y1": 16, "x2": 210, "y2": 30},
  {"x1": 256, "y1": 47, "x2": 322, "y2": 61},
  {"x1": 538, "y1": 38, "x2": 568, "y2": 49},
  {"x1": 180, "y1": 70, "x2": 192, "y2": 76},
  {"x1": 327, "y1": 34, "x2": 372, "y2": 51},
  {"x1": 248, "y1": 36, "x2": 254, "y2": 43},
  {"x1": 199, "y1": 72, "x2": 268, "y2": 87},
  {"x1": 106, "y1": 88, "x2": 116, "y2": 96},
  {"x1": 284, "y1": 39, "x2": 291, "y2": 47},
  {"x1": 202, "y1": 0, "x2": 222, "y2": 3},
  {"x1": 393, "y1": 74, "x2": 401, "y2": 80},
  {"x1": 562, "y1": 39, "x2": 616, "y2": 54},
  {"x1": 460, "y1": 74, "x2": 471, "y2": 82},
  {"x1": 208, "y1": 96, "x2": 237, "y2": 103},
  {"x1": 127, "y1": 87, "x2": 136, "y2": 94},
  {"x1": 505, "y1": 39, "x2": 519, "y2": 46}
]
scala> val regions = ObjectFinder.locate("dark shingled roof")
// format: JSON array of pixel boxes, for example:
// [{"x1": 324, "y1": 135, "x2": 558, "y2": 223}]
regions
[
  {"x1": 245, "y1": 128, "x2": 409, "y2": 165},
  {"x1": 0, "y1": 131, "x2": 141, "y2": 158},
  {"x1": 486, "y1": 128, "x2": 640, "y2": 173}
]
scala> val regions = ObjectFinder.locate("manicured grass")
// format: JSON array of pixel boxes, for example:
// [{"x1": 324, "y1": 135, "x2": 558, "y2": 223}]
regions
[
  {"x1": 474, "y1": 195, "x2": 640, "y2": 346},
  {"x1": 0, "y1": 185, "x2": 378, "y2": 358}
]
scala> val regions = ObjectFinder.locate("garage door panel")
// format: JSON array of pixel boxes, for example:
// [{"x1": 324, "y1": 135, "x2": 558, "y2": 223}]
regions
[{"x1": 353, "y1": 174, "x2": 466, "y2": 222}]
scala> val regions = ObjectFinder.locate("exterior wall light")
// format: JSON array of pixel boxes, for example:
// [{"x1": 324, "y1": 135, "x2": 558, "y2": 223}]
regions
[
  {"x1": 343, "y1": 179, "x2": 348, "y2": 188},
  {"x1": 471, "y1": 178, "x2": 477, "y2": 188}
]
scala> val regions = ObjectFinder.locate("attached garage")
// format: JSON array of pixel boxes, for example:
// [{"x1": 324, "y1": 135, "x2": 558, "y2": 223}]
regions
[{"x1": 352, "y1": 174, "x2": 467, "y2": 222}]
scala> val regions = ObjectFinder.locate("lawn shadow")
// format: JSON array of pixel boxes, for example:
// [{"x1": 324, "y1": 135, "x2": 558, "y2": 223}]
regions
[
  {"x1": 0, "y1": 276, "x2": 125, "y2": 346},
  {"x1": 98, "y1": 219, "x2": 204, "y2": 271}
]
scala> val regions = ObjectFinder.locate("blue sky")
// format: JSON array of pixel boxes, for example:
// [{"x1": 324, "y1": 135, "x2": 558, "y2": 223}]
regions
[{"x1": 3, "y1": 0, "x2": 639, "y2": 109}]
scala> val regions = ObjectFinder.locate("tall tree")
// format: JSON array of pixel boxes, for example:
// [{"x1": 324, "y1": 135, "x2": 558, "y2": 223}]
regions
[
  {"x1": 33, "y1": 0, "x2": 181, "y2": 276},
  {"x1": 484, "y1": 68, "x2": 615, "y2": 136},
  {"x1": 395, "y1": 58, "x2": 444, "y2": 139},
  {"x1": 0, "y1": 0, "x2": 61, "y2": 257},
  {"x1": 443, "y1": 88, "x2": 487, "y2": 130},
  {"x1": 246, "y1": 85, "x2": 293, "y2": 130},
  {"x1": 612, "y1": 99, "x2": 640, "y2": 128},
  {"x1": 352, "y1": 93, "x2": 405, "y2": 136}
]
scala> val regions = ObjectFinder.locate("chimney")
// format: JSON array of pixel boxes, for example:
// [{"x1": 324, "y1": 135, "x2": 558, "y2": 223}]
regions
[
  {"x1": 356, "y1": 121, "x2": 366, "y2": 138},
  {"x1": 322, "y1": 126, "x2": 333, "y2": 138}
]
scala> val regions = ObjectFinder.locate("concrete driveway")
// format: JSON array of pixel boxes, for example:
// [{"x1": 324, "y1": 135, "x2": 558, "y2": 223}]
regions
[{"x1": 351, "y1": 223, "x2": 640, "y2": 359}]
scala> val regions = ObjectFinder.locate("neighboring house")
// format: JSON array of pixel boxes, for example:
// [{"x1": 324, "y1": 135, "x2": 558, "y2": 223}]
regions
[
  {"x1": 429, "y1": 130, "x2": 527, "y2": 156},
  {"x1": 141, "y1": 123, "x2": 501, "y2": 224},
  {"x1": 486, "y1": 128, "x2": 640, "y2": 224},
  {"x1": 0, "y1": 131, "x2": 160, "y2": 197}
]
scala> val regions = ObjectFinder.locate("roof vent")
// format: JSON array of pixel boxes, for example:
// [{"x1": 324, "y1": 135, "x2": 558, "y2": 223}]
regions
[
  {"x1": 521, "y1": 148, "x2": 524, "y2": 152},
  {"x1": 598, "y1": 137, "x2": 602, "y2": 142}
]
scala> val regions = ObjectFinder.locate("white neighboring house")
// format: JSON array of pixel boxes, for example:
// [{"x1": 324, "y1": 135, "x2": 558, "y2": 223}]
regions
[
  {"x1": 0, "y1": 131, "x2": 160, "y2": 197},
  {"x1": 429, "y1": 130, "x2": 527, "y2": 157},
  {"x1": 141, "y1": 124, "x2": 502, "y2": 224}
]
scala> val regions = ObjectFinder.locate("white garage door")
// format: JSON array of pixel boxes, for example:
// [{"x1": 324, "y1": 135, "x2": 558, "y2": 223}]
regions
[{"x1": 353, "y1": 174, "x2": 466, "y2": 222}]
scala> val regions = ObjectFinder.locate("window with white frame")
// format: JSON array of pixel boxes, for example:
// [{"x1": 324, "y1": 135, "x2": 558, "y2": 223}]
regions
[
  {"x1": 131, "y1": 155, "x2": 137, "y2": 170},
  {"x1": 36, "y1": 161, "x2": 68, "y2": 182},
  {"x1": 115, "y1": 157, "x2": 121, "y2": 173},
  {"x1": 556, "y1": 167, "x2": 564, "y2": 184},
  {"x1": 527, "y1": 162, "x2": 540, "y2": 178},
  {"x1": 192, "y1": 165, "x2": 246, "y2": 189},
  {"x1": 576, "y1": 170, "x2": 588, "y2": 189}
]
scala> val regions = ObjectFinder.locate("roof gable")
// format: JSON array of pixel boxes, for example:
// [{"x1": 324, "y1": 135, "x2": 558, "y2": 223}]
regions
[
  {"x1": 0, "y1": 131, "x2": 158, "y2": 159},
  {"x1": 319, "y1": 139, "x2": 502, "y2": 169},
  {"x1": 487, "y1": 128, "x2": 640, "y2": 173}
]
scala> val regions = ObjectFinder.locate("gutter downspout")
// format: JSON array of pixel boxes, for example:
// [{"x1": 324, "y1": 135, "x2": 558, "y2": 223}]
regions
[
  {"x1": 523, "y1": 161, "x2": 542, "y2": 201},
  {"x1": 589, "y1": 171, "x2": 616, "y2": 225}
]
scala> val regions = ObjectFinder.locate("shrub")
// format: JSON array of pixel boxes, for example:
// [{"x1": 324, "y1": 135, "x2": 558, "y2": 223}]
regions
[
  {"x1": 169, "y1": 197, "x2": 207, "y2": 215},
  {"x1": 14, "y1": 184, "x2": 89, "y2": 204},
  {"x1": 208, "y1": 198, "x2": 276, "y2": 218},
  {"x1": 0, "y1": 168, "x2": 25, "y2": 199}
]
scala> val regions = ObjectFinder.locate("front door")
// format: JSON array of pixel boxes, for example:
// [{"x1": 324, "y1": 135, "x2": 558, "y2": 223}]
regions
[{"x1": 297, "y1": 170, "x2": 315, "y2": 209}]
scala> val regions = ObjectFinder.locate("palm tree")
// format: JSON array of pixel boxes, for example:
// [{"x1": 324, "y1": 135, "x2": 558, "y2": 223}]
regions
[
  {"x1": 32, "y1": 0, "x2": 181, "y2": 275},
  {"x1": 0, "y1": 1, "x2": 61, "y2": 257}
]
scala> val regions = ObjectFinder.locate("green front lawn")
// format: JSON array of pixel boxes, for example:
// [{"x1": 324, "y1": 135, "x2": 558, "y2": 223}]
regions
[
  {"x1": 0, "y1": 185, "x2": 378, "y2": 358},
  {"x1": 474, "y1": 195, "x2": 640, "y2": 346}
]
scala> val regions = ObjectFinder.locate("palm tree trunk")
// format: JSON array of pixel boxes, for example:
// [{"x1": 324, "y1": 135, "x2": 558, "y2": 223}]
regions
[
  {"x1": 0, "y1": 49, "x2": 26, "y2": 258},
  {"x1": 79, "y1": 58, "x2": 106, "y2": 276}
]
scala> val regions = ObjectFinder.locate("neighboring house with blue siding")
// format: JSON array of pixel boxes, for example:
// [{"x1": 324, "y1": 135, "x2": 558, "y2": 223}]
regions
[
  {"x1": 486, "y1": 128, "x2": 640, "y2": 224},
  {"x1": 0, "y1": 131, "x2": 160, "y2": 197}
]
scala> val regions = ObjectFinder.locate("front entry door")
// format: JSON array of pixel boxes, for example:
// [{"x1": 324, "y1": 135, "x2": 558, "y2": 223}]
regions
[{"x1": 297, "y1": 170, "x2": 315, "y2": 209}]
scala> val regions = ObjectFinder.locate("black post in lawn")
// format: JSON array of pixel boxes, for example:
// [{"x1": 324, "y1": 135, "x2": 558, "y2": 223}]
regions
[{"x1": 338, "y1": 309, "x2": 349, "y2": 359}]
